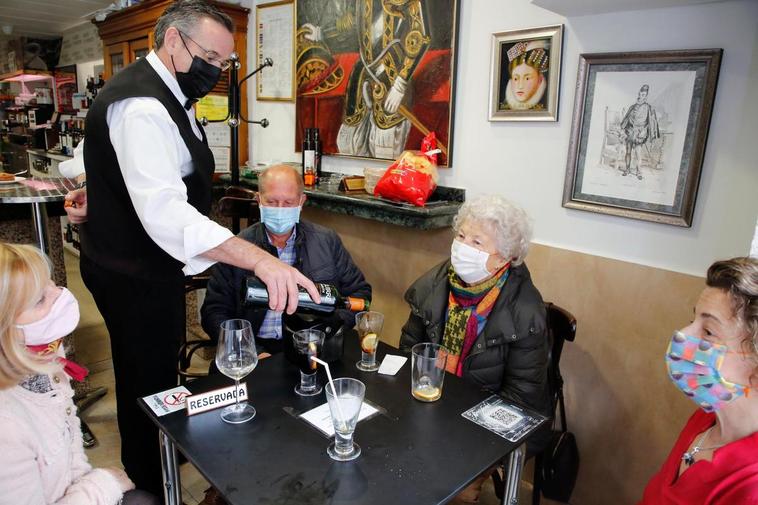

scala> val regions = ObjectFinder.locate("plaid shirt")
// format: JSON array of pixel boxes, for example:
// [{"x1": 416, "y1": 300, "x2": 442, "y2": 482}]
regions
[{"x1": 257, "y1": 228, "x2": 297, "y2": 340}]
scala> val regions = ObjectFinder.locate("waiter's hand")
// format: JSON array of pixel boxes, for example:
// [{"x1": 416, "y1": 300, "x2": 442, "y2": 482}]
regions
[
  {"x1": 253, "y1": 256, "x2": 321, "y2": 314},
  {"x1": 64, "y1": 188, "x2": 88, "y2": 224}
]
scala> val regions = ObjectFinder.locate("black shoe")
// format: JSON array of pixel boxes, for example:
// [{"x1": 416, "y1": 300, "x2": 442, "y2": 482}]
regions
[{"x1": 81, "y1": 419, "x2": 98, "y2": 448}]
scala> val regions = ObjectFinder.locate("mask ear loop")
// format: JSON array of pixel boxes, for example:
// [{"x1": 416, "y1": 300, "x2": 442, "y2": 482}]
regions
[{"x1": 170, "y1": 30, "x2": 194, "y2": 74}]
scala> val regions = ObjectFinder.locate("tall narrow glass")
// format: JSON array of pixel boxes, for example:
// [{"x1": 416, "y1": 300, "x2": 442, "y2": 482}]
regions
[
  {"x1": 355, "y1": 311, "x2": 384, "y2": 372},
  {"x1": 215, "y1": 319, "x2": 258, "y2": 424},
  {"x1": 325, "y1": 378, "x2": 366, "y2": 461},
  {"x1": 292, "y1": 329, "x2": 325, "y2": 396}
]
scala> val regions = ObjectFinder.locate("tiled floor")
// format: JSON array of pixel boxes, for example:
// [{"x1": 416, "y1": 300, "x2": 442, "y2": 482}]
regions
[{"x1": 65, "y1": 250, "x2": 565, "y2": 505}]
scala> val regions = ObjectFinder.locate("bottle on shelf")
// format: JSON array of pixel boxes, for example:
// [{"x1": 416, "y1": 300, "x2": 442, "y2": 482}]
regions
[
  {"x1": 312, "y1": 127, "x2": 322, "y2": 185},
  {"x1": 302, "y1": 127, "x2": 316, "y2": 187},
  {"x1": 241, "y1": 276, "x2": 369, "y2": 313}
]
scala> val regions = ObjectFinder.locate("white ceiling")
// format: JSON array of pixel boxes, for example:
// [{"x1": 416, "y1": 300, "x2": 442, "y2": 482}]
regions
[
  {"x1": 531, "y1": 0, "x2": 735, "y2": 17},
  {"x1": 0, "y1": 0, "x2": 113, "y2": 39}
]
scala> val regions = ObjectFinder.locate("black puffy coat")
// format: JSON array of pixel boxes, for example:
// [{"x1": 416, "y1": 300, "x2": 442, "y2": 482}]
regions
[
  {"x1": 201, "y1": 221, "x2": 371, "y2": 342},
  {"x1": 400, "y1": 260, "x2": 551, "y2": 431}
]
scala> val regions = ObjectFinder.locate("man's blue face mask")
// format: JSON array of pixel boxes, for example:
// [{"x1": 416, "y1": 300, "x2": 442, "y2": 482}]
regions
[{"x1": 260, "y1": 205, "x2": 301, "y2": 234}]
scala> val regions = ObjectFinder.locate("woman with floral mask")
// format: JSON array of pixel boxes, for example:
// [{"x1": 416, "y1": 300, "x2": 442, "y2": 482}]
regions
[
  {"x1": 0, "y1": 243, "x2": 158, "y2": 505},
  {"x1": 639, "y1": 257, "x2": 758, "y2": 504},
  {"x1": 400, "y1": 195, "x2": 550, "y2": 504}
]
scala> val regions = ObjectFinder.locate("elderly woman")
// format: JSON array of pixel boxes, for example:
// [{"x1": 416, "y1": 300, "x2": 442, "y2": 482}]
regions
[
  {"x1": 400, "y1": 195, "x2": 550, "y2": 501},
  {"x1": 0, "y1": 243, "x2": 157, "y2": 505},
  {"x1": 639, "y1": 257, "x2": 758, "y2": 504}
]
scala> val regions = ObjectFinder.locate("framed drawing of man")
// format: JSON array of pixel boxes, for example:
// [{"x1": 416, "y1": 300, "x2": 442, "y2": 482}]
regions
[
  {"x1": 562, "y1": 49, "x2": 722, "y2": 227},
  {"x1": 295, "y1": 0, "x2": 460, "y2": 167},
  {"x1": 488, "y1": 25, "x2": 563, "y2": 122}
]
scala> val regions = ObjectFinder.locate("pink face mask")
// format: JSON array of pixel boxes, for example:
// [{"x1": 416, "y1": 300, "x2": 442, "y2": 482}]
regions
[{"x1": 16, "y1": 287, "x2": 80, "y2": 346}]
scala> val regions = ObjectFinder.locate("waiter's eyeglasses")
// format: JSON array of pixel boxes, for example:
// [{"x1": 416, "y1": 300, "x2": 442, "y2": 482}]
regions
[{"x1": 177, "y1": 30, "x2": 232, "y2": 72}]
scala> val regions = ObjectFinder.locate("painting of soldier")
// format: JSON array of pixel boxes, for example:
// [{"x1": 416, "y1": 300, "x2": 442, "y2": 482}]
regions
[{"x1": 295, "y1": 0, "x2": 460, "y2": 166}]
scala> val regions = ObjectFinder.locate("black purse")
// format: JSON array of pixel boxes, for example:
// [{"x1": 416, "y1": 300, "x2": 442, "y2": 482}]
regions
[{"x1": 540, "y1": 429, "x2": 580, "y2": 501}]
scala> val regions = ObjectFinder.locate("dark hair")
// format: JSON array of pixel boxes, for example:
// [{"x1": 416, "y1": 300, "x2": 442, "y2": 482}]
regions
[
  {"x1": 706, "y1": 257, "x2": 758, "y2": 361},
  {"x1": 154, "y1": 0, "x2": 234, "y2": 49}
]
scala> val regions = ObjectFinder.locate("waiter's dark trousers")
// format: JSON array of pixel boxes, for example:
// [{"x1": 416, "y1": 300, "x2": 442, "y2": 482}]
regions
[{"x1": 80, "y1": 254, "x2": 184, "y2": 500}]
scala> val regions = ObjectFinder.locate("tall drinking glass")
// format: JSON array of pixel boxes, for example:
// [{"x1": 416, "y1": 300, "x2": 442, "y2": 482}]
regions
[
  {"x1": 411, "y1": 343, "x2": 448, "y2": 402},
  {"x1": 293, "y1": 329, "x2": 325, "y2": 396},
  {"x1": 355, "y1": 311, "x2": 383, "y2": 372},
  {"x1": 325, "y1": 378, "x2": 366, "y2": 461},
  {"x1": 215, "y1": 319, "x2": 258, "y2": 424}
]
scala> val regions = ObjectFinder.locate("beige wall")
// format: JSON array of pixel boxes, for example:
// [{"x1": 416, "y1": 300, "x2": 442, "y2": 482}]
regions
[{"x1": 304, "y1": 207, "x2": 705, "y2": 505}]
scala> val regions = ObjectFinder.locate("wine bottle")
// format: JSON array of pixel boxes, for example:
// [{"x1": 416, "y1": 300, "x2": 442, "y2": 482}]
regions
[
  {"x1": 312, "y1": 128, "x2": 322, "y2": 185},
  {"x1": 302, "y1": 128, "x2": 316, "y2": 187},
  {"x1": 241, "y1": 276, "x2": 369, "y2": 313}
]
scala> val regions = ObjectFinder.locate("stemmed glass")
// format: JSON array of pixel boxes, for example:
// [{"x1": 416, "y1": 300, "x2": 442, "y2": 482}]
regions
[
  {"x1": 325, "y1": 377, "x2": 366, "y2": 461},
  {"x1": 293, "y1": 329, "x2": 325, "y2": 396},
  {"x1": 215, "y1": 319, "x2": 258, "y2": 424}
]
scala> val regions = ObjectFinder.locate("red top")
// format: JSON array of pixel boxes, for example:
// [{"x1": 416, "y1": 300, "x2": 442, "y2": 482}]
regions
[{"x1": 639, "y1": 409, "x2": 758, "y2": 505}]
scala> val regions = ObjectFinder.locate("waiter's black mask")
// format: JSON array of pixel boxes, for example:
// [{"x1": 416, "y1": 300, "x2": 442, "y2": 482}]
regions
[{"x1": 171, "y1": 33, "x2": 222, "y2": 100}]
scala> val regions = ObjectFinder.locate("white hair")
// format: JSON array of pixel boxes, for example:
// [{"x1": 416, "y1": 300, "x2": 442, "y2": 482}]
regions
[{"x1": 453, "y1": 195, "x2": 533, "y2": 265}]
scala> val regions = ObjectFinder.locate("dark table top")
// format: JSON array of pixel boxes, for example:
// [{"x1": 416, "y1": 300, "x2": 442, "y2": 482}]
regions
[{"x1": 140, "y1": 337, "x2": 538, "y2": 505}]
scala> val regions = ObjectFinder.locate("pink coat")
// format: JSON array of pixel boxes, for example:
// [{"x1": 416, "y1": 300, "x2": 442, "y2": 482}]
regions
[{"x1": 0, "y1": 368, "x2": 125, "y2": 505}]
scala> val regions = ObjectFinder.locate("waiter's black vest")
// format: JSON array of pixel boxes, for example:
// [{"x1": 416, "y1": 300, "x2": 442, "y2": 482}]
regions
[{"x1": 82, "y1": 57, "x2": 214, "y2": 280}]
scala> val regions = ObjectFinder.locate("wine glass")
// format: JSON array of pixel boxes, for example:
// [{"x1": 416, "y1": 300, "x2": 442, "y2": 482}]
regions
[{"x1": 215, "y1": 319, "x2": 258, "y2": 424}]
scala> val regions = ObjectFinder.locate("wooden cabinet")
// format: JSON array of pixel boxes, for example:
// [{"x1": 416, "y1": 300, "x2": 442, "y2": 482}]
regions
[{"x1": 93, "y1": 0, "x2": 250, "y2": 163}]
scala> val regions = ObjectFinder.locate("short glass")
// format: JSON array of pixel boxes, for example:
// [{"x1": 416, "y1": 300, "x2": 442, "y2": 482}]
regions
[
  {"x1": 292, "y1": 329, "x2": 325, "y2": 396},
  {"x1": 355, "y1": 311, "x2": 383, "y2": 372},
  {"x1": 325, "y1": 378, "x2": 366, "y2": 461},
  {"x1": 411, "y1": 343, "x2": 448, "y2": 402},
  {"x1": 215, "y1": 319, "x2": 258, "y2": 423}
]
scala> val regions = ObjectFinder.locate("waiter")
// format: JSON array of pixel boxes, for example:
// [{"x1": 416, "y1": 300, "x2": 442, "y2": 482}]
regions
[{"x1": 64, "y1": 0, "x2": 319, "y2": 498}]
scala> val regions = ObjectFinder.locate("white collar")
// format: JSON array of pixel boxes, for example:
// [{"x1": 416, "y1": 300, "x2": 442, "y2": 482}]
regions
[
  {"x1": 145, "y1": 50, "x2": 190, "y2": 108},
  {"x1": 504, "y1": 76, "x2": 546, "y2": 111}
]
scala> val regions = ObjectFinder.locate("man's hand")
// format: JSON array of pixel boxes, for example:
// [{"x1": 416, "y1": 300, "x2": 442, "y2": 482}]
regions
[
  {"x1": 253, "y1": 255, "x2": 321, "y2": 314},
  {"x1": 63, "y1": 188, "x2": 88, "y2": 224}
]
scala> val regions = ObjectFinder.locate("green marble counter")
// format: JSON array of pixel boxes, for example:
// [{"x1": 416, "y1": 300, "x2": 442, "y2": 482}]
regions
[{"x1": 214, "y1": 173, "x2": 464, "y2": 230}]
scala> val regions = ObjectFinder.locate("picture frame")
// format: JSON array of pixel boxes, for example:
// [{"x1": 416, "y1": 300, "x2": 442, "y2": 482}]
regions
[
  {"x1": 256, "y1": 0, "x2": 296, "y2": 102},
  {"x1": 294, "y1": 0, "x2": 461, "y2": 167},
  {"x1": 562, "y1": 49, "x2": 722, "y2": 227},
  {"x1": 488, "y1": 24, "x2": 563, "y2": 122}
]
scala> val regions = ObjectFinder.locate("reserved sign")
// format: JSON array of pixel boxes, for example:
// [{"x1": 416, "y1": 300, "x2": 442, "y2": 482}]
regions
[{"x1": 186, "y1": 383, "x2": 249, "y2": 416}]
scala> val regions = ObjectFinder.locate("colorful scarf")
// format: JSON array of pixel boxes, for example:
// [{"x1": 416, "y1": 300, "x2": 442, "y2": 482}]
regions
[
  {"x1": 442, "y1": 263, "x2": 510, "y2": 376},
  {"x1": 26, "y1": 338, "x2": 89, "y2": 382}
]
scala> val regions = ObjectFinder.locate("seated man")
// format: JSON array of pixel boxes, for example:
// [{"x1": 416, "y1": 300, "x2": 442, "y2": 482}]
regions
[{"x1": 201, "y1": 164, "x2": 371, "y2": 354}]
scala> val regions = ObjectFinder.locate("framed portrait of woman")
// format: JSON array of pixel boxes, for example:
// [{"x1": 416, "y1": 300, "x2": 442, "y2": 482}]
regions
[{"x1": 488, "y1": 25, "x2": 563, "y2": 122}]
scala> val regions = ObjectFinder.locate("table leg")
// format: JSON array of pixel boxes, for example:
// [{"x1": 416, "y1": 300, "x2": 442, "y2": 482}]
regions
[
  {"x1": 159, "y1": 430, "x2": 182, "y2": 505},
  {"x1": 30, "y1": 202, "x2": 49, "y2": 253},
  {"x1": 502, "y1": 443, "x2": 526, "y2": 505}
]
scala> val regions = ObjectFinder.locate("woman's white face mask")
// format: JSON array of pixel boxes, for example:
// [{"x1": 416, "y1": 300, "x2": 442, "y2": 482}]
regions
[{"x1": 450, "y1": 240, "x2": 492, "y2": 284}]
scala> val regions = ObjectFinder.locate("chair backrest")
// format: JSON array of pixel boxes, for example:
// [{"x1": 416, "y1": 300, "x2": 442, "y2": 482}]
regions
[
  {"x1": 544, "y1": 302, "x2": 577, "y2": 433},
  {"x1": 218, "y1": 185, "x2": 261, "y2": 223}
]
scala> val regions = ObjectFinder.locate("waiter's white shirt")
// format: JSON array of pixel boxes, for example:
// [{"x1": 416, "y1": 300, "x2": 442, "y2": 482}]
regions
[{"x1": 60, "y1": 51, "x2": 233, "y2": 275}]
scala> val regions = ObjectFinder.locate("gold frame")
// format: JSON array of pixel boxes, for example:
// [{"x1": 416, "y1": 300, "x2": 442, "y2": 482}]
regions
[{"x1": 255, "y1": 0, "x2": 296, "y2": 102}]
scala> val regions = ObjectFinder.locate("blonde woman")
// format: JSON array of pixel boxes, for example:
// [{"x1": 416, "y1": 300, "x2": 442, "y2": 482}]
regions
[{"x1": 0, "y1": 243, "x2": 157, "y2": 505}]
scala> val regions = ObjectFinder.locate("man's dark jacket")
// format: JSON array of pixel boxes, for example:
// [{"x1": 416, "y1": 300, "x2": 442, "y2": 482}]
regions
[
  {"x1": 201, "y1": 221, "x2": 371, "y2": 341},
  {"x1": 400, "y1": 260, "x2": 551, "y2": 453}
]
